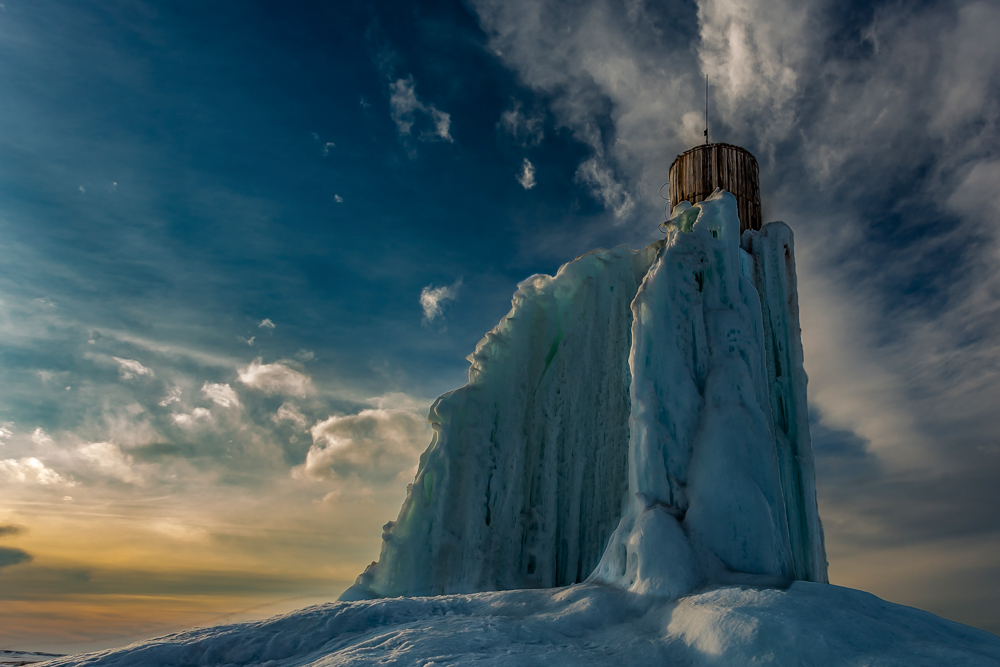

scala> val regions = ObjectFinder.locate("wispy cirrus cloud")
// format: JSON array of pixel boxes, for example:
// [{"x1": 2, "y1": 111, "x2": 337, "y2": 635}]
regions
[
  {"x1": 499, "y1": 100, "x2": 544, "y2": 146},
  {"x1": 389, "y1": 76, "x2": 453, "y2": 143}
]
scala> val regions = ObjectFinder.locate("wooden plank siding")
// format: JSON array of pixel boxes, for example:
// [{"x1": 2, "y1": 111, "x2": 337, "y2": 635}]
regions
[{"x1": 669, "y1": 143, "x2": 762, "y2": 233}]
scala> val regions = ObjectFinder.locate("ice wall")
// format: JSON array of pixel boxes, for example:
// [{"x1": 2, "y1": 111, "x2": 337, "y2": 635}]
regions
[
  {"x1": 342, "y1": 243, "x2": 662, "y2": 600},
  {"x1": 742, "y1": 223, "x2": 828, "y2": 583},
  {"x1": 343, "y1": 190, "x2": 826, "y2": 602}
]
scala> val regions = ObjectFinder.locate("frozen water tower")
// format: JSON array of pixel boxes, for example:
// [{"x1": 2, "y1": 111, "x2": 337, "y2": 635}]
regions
[{"x1": 669, "y1": 143, "x2": 762, "y2": 233}]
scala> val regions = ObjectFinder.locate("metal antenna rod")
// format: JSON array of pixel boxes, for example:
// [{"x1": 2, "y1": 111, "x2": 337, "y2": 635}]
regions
[{"x1": 704, "y1": 75, "x2": 709, "y2": 145}]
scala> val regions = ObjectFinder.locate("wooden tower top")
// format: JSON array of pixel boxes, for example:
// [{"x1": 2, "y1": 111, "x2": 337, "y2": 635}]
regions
[{"x1": 668, "y1": 143, "x2": 762, "y2": 233}]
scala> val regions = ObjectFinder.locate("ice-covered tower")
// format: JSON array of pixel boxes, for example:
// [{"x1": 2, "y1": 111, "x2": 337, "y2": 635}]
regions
[
  {"x1": 668, "y1": 143, "x2": 825, "y2": 582},
  {"x1": 341, "y1": 144, "x2": 827, "y2": 602}
]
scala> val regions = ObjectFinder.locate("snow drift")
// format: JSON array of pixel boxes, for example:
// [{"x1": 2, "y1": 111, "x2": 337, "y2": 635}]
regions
[
  {"x1": 40, "y1": 583, "x2": 1000, "y2": 666},
  {"x1": 344, "y1": 191, "x2": 826, "y2": 602}
]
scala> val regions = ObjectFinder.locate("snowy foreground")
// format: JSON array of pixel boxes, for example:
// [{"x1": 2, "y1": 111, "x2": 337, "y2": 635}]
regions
[{"x1": 41, "y1": 582, "x2": 1000, "y2": 666}]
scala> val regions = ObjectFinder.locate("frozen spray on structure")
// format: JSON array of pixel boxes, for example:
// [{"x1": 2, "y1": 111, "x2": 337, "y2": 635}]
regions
[{"x1": 341, "y1": 143, "x2": 827, "y2": 601}]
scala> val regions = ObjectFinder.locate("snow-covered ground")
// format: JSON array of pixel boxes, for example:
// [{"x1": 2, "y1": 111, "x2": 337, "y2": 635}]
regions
[
  {"x1": 1, "y1": 651, "x2": 64, "y2": 666},
  {"x1": 38, "y1": 582, "x2": 1000, "y2": 666}
]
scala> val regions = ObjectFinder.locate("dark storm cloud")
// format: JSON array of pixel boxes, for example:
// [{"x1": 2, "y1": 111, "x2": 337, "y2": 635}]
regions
[
  {"x1": 0, "y1": 547, "x2": 32, "y2": 570},
  {"x1": 0, "y1": 524, "x2": 25, "y2": 538}
]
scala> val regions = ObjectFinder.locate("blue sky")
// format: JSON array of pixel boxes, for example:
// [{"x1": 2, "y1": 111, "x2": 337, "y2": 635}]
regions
[{"x1": 1, "y1": 0, "x2": 999, "y2": 653}]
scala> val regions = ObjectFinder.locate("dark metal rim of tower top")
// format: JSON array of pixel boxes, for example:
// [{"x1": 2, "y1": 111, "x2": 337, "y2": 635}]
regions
[{"x1": 668, "y1": 142, "x2": 762, "y2": 232}]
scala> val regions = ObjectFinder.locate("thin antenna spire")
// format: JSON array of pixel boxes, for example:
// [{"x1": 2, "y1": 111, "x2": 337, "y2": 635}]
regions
[{"x1": 704, "y1": 75, "x2": 709, "y2": 145}]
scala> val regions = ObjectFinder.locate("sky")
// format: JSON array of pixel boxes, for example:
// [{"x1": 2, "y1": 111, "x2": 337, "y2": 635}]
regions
[{"x1": 0, "y1": 0, "x2": 998, "y2": 654}]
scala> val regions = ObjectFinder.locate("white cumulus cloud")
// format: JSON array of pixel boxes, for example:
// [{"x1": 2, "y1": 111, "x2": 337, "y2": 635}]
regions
[
  {"x1": 297, "y1": 409, "x2": 430, "y2": 482},
  {"x1": 31, "y1": 428, "x2": 52, "y2": 445},
  {"x1": 201, "y1": 382, "x2": 240, "y2": 409},
  {"x1": 0, "y1": 457, "x2": 72, "y2": 485},
  {"x1": 237, "y1": 359, "x2": 312, "y2": 396},
  {"x1": 389, "y1": 76, "x2": 453, "y2": 143},
  {"x1": 77, "y1": 442, "x2": 142, "y2": 484},
  {"x1": 420, "y1": 279, "x2": 462, "y2": 322},
  {"x1": 258, "y1": 318, "x2": 275, "y2": 330},
  {"x1": 113, "y1": 357, "x2": 153, "y2": 380},
  {"x1": 172, "y1": 407, "x2": 212, "y2": 427}
]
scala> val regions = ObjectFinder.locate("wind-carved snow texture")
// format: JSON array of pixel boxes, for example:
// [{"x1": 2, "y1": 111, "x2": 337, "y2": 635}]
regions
[
  {"x1": 343, "y1": 242, "x2": 663, "y2": 599},
  {"x1": 344, "y1": 190, "x2": 826, "y2": 601}
]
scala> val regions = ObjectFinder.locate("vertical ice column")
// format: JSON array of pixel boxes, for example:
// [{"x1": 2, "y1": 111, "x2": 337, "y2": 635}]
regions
[
  {"x1": 591, "y1": 191, "x2": 798, "y2": 596},
  {"x1": 342, "y1": 242, "x2": 662, "y2": 600},
  {"x1": 742, "y1": 224, "x2": 828, "y2": 583}
]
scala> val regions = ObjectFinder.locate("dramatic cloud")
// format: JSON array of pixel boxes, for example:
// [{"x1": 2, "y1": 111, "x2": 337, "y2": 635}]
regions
[
  {"x1": 201, "y1": 382, "x2": 241, "y2": 409},
  {"x1": 471, "y1": 0, "x2": 696, "y2": 218},
  {"x1": 298, "y1": 409, "x2": 430, "y2": 482},
  {"x1": 389, "y1": 76, "x2": 453, "y2": 143},
  {"x1": 113, "y1": 357, "x2": 153, "y2": 380},
  {"x1": 0, "y1": 457, "x2": 72, "y2": 486},
  {"x1": 237, "y1": 359, "x2": 312, "y2": 396},
  {"x1": 516, "y1": 158, "x2": 536, "y2": 190},
  {"x1": 696, "y1": 0, "x2": 811, "y2": 147},
  {"x1": 420, "y1": 279, "x2": 462, "y2": 323}
]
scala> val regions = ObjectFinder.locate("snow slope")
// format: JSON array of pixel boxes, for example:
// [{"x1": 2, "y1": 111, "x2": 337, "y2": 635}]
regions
[{"x1": 40, "y1": 582, "x2": 1000, "y2": 666}]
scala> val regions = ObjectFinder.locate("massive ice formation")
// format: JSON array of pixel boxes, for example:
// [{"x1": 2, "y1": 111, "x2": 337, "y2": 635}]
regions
[
  {"x1": 343, "y1": 190, "x2": 826, "y2": 602},
  {"x1": 590, "y1": 192, "x2": 826, "y2": 596}
]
